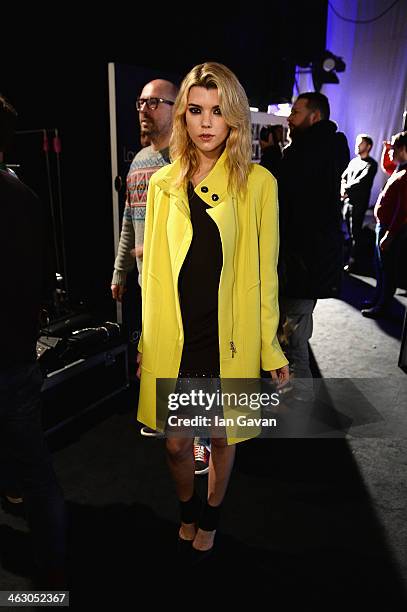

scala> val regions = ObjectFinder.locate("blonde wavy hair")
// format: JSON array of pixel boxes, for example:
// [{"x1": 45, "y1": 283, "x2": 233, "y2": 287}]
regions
[{"x1": 170, "y1": 62, "x2": 252, "y2": 195}]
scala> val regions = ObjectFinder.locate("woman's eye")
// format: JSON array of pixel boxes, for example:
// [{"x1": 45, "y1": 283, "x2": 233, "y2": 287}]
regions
[
  {"x1": 189, "y1": 107, "x2": 201, "y2": 114},
  {"x1": 214, "y1": 108, "x2": 222, "y2": 115}
]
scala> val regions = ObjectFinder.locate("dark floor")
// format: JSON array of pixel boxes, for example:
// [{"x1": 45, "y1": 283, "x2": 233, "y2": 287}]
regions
[
  {"x1": 1, "y1": 273, "x2": 407, "y2": 608},
  {"x1": 1, "y1": 400, "x2": 407, "y2": 608}
]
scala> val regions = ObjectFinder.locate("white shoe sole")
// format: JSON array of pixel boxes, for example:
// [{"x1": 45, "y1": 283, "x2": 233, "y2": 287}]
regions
[
  {"x1": 194, "y1": 466, "x2": 210, "y2": 476},
  {"x1": 140, "y1": 427, "x2": 163, "y2": 437}
]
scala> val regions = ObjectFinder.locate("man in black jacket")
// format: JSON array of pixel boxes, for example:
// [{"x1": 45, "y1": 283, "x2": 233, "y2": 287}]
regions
[
  {"x1": 0, "y1": 95, "x2": 66, "y2": 586},
  {"x1": 277, "y1": 92, "x2": 350, "y2": 399},
  {"x1": 341, "y1": 134, "x2": 378, "y2": 272}
]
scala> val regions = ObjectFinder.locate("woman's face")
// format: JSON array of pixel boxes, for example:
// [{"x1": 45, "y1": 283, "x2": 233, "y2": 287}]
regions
[{"x1": 185, "y1": 86, "x2": 230, "y2": 158}]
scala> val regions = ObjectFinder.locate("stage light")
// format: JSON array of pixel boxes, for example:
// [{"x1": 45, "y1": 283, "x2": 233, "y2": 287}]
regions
[
  {"x1": 322, "y1": 56, "x2": 336, "y2": 72},
  {"x1": 312, "y1": 50, "x2": 346, "y2": 92}
]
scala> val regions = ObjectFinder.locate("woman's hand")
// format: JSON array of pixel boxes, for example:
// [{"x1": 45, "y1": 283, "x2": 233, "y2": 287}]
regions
[
  {"x1": 136, "y1": 352, "x2": 142, "y2": 379},
  {"x1": 269, "y1": 364, "x2": 290, "y2": 389}
]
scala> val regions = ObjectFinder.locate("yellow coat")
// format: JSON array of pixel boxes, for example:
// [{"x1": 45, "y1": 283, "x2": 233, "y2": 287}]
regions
[{"x1": 137, "y1": 149, "x2": 288, "y2": 443}]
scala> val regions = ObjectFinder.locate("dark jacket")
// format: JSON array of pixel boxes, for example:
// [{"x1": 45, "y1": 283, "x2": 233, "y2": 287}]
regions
[
  {"x1": 0, "y1": 170, "x2": 53, "y2": 368},
  {"x1": 260, "y1": 144, "x2": 282, "y2": 177},
  {"x1": 277, "y1": 120, "x2": 350, "y2": 299}
]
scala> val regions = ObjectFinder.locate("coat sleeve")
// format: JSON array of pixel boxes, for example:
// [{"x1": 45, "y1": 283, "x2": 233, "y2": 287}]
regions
[
  {"x1": 259, "y1": 175, "x2": 289, "y2": 371},
  {"x1": 137, "y1": 178, "x2": 156, "y2": 353}
]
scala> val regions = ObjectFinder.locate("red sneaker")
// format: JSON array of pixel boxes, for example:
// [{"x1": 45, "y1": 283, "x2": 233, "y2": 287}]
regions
[{"x1": 194, "y1": 444, "x2": 210, "y2": 476}]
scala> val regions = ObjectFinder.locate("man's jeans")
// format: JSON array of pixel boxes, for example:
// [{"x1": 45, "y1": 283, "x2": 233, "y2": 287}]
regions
[
  {"x1": 343, "y1": 200, "x2": 367, "y2": 263},
  {"x1": 279, "y1": 297, "x2": 317, "y2": 399},
  {"x1": 0, "y1": 362, "x2": 66, "y2": 570}
]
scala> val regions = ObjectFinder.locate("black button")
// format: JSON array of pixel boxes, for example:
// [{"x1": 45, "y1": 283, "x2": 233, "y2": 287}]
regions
[
  {"x1": 201, "y1": 186, "x2": 208, "y2": 193},
  {"x1": 212, "y1": 193, "x2": 219, "y2": 201}
]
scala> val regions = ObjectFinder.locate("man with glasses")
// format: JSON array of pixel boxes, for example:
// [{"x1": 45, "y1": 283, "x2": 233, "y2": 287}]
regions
[
  {"x1": 112, "y1": 79, "x2": 178, "y2": 295},
  {"x1": 112, "y1": 79, "x2": 177, "y2": 437}
]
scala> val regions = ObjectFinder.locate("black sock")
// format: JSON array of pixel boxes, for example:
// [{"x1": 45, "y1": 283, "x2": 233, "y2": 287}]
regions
[
  {"x1": 179, "y1": 491, "x2": 201, "y2": 524},
  {"x1": 199, "y1": 501, "x2": 222, "y2": 531}
]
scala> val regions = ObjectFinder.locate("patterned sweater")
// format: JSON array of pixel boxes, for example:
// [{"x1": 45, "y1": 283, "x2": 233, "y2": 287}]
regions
[{"x1": 112, "y1": 145, "x2": 170, "y2": 286}]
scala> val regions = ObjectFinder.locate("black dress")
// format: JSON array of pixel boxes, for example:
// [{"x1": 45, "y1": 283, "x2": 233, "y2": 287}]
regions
[{"x1": 178, "y1": 183, "x2": 223, "y2": 376}]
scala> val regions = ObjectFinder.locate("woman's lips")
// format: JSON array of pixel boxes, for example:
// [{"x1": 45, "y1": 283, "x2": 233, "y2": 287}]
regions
[{"x1": 199, "y1": 134, "x2": 214, "y2": 141}]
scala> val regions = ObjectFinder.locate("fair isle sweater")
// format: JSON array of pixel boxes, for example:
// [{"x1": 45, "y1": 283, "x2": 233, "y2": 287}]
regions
[{"x1": 112, "y1": 145, "x2": 170, "y2": 287}]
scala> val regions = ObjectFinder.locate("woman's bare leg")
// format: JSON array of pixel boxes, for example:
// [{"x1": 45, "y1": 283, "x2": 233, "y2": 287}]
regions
[
  {"x1": 193, "y1": 437, "x2": 236, "y2": 551},
  {"x1": 166, "y1": 437, "x2": 196, "y2": 540}
]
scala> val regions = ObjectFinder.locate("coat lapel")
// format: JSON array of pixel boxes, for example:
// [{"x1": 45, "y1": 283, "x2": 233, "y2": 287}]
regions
[{"x1": 154, "y1": 149, "x2": 236, "y2": 277}]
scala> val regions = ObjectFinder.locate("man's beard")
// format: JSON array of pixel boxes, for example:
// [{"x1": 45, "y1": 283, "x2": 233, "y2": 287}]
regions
[
  {"x1": 288, "y1": 125, "x2": 300, "y2": 140},
  {"x1": 288, "y1": 127, "x2": 298, "y2": 140},
  {"x1": 142, "y1": 126, "x2": 158, "y2": 138},
  {"x1": 140, "y1": 118, "x2": 157, "y2": 138},
  {"x1": 289, "y1": 120, "x2": 311, "y2": 140}
]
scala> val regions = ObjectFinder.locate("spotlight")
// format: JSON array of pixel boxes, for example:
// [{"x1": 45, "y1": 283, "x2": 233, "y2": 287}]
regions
[
  {"x1": 312, "y1": 50, "x2": 346, "y2": 92},
  {"x1": 322, "y1": 56, "x2": 336, "y2": 72}
]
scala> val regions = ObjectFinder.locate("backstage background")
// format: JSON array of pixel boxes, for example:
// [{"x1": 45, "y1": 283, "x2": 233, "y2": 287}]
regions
[
  {"x1": 3, "y1": 1, "x2": 406, "y2": 313},
  {"x1": 1, "y1": 1, "x2": 327, "y2": 312}
]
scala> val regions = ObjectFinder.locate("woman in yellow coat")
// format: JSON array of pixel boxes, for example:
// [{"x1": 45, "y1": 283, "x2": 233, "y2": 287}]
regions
[{"x1": 136, "y1": 62, "x2": 289, "y2": 559}]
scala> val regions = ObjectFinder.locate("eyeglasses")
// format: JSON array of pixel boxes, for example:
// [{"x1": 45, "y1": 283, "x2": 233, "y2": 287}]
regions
[{"x1": 135, "y1": 97, "x2": 175, "y2": 111}]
